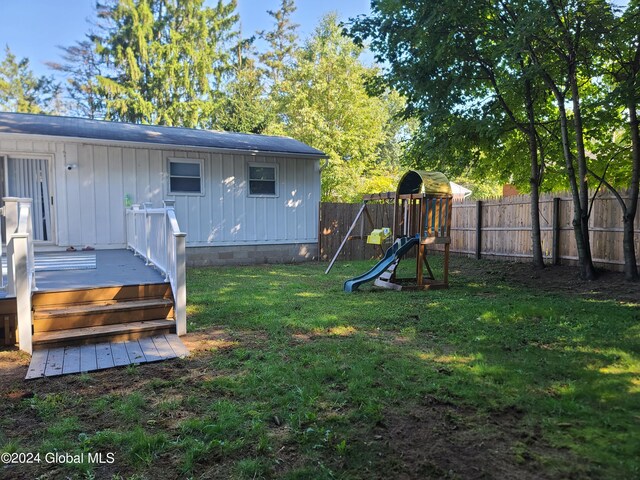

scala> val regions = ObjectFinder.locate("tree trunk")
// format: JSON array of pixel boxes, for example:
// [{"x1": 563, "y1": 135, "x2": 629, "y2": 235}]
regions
[
  {"x1": 554, "y1": 91, "x2": 595, "y2": 280},
  {"x1": 623, "y1": 98, "x2": 640, "y2": 280},
  {"x1": 623, "y1": 213, "x2": 638, "y2": 280},
  {"x1": 569, "y1": 68, "x2": 597, "y2": 280},
  {"x1": 525, "y1": 77, "x2": 545, "y2": 268}
]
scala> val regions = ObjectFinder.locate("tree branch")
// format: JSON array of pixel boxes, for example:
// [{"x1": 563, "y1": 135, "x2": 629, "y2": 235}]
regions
[{"x1": 587, "y1": 165, "x2": 628, "y2": 215}]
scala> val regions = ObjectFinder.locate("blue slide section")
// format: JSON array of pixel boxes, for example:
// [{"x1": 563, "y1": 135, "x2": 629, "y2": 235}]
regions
[{"x1": 344, "y1": 235, "x2": 419, "y2": 292}]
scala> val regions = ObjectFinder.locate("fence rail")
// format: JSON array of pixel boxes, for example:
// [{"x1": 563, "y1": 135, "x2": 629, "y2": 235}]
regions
[{"x1": 319, "y1": 190, "x2": 640, "y2": 271}]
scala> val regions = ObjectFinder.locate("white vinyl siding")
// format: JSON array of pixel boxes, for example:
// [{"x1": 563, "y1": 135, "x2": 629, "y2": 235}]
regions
[{"x1": 0, "y1": 136, "x2": 320, "y2": 248}]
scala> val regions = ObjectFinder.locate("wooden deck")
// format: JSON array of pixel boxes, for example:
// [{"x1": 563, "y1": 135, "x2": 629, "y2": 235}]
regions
[
  {"x1": 35, "y1": 249, "x2": 167, "y2": 291},
  {"x1": 1, "y1": 249, "x2": 167, "y2": 298},
  {"x1": 26, "y1": 333, "x2": 189, "y2": 379}
]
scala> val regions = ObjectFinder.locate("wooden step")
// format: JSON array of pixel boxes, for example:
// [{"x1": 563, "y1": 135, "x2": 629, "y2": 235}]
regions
[
  {"x1": 0, "y1": 297, "x2": 17, "y2": 315},
  {"x1": 32, "y1": 320, "x2": 175, "y2": 349},
  {"x1": 33, "y1": 298, "x2": 175, "y2": 332},
  {"x1": 32, "y1": 283, "x2": 172, "y2": 309}
]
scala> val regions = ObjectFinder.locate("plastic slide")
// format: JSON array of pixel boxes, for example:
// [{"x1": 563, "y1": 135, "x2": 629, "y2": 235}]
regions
[{"x1": 343, "y1": 235, "x2": 420, "y2": 292}]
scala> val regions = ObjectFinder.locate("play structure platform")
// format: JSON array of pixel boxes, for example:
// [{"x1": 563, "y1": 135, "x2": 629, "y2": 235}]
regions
[{"x1": 342, "y1": 170, "x2": 454, "y2": 292}]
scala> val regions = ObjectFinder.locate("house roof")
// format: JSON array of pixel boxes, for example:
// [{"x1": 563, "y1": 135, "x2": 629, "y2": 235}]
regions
[{"x1": 0, "y1": 112, "x2": 326, "y2": 158}]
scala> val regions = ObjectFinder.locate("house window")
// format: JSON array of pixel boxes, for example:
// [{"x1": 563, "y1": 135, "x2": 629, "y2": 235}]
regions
[
  {"x1": 169, "y1": 158, "x2": 203, "y2": 194},
  {"x1": 248, "y1": 163, "x2": 278, "y2": 197}
]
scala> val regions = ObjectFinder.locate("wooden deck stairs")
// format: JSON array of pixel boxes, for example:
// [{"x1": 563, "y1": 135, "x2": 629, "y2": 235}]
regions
[{"x1": 31, "y1": 283, "x2": 176, "y2": 350}]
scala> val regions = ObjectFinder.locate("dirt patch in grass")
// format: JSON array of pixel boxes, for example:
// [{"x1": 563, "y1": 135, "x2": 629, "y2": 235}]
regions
[
  {"x1": 452, "y1": 256, "x2": 640, "y2": 304},
  {"x1": 365, "y1": 397, "x2": 585, "y2": 480}
]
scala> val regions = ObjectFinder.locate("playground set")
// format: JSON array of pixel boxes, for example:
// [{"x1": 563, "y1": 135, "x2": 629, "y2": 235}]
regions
[{"x1": 328, "y1": 171, "x2": 453, "y2": 293}]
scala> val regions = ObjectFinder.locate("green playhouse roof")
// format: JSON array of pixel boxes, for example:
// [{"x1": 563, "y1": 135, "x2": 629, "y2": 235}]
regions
[{"x1": 396, "y1": 170, "x2": 452, "y2": 196}]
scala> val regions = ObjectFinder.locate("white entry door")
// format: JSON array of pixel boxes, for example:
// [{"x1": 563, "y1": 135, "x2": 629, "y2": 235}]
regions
[{"x1": 4, "y1": 156, "x2": 53, "y2": 242}]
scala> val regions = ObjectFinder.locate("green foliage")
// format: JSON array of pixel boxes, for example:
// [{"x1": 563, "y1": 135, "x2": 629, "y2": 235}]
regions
[
  {"x1": 216, "y1": 43, "x2": 272, "y2": 134},
  {"x1": 0, "y1": 46, "x2": 60, "y2": 114},
  {"x1": 347, "y1": 0, "x2": 636, "y2": 194},
  {"x1": 95, "y1": 0, "x2": 239, "y2": 127},
  {"x1": 258, "y1": 0, "x2": 299, "y2": 87},
  {"x1": 269, "y1": 14, "x2": 402, "y2": 201}
]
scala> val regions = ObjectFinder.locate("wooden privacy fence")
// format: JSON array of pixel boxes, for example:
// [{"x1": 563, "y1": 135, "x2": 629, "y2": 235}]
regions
[{"x1": 319, "y1": 191, "x2": 640, "y2": 271}]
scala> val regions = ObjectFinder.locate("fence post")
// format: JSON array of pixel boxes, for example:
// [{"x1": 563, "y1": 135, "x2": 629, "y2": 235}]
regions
[
  {"x1": 552, "y1": 197, "x2": 561, "y2": 265},
  {"x1": 476, "y1": 200, "x2": 483, "y2": 260}
]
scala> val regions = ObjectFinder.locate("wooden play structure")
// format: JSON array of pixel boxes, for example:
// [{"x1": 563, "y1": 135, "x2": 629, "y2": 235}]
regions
[
  {"x1": 341, "y1": 171, "x2": 453, "y2": 292},
  {"x1": 324, "y1": 192, "x2": 395, "y2": 274}
]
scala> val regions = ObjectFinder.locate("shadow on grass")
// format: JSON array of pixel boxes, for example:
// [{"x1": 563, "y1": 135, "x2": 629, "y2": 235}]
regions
[{"x1": 181, "y1": 257, "x2": 640, "y2": 477}]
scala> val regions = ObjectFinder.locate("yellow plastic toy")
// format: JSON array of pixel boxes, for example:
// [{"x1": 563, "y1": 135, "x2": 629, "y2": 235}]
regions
[{"x1": 367, "y1": 227, "x2": 391, "y2": 245}]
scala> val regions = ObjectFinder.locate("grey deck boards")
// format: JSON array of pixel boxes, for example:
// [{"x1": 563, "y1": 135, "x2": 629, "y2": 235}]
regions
[
  {"x1": 80, "y1": 344, "x2": 98, "y2": 372},
  {"x1": 44, "y1": 348, "x2": 64, "y2": 376},
  {"x1": 110, "y1": 342, "x2": 131, "y2": 367},
  {"x1": 151, "y1": 335, "x2": 176, "y2": 360},
  {"x1": 27, "y1": 350, "x2": 48, "y2": 378},
  {"x1": 62, "y1": 346, "x2": 81, "y2": 374},
  {"x1": 138, "y1": 337, "x2": 162, "y2": 362},
  {"x1": 95, "y1": 343, "x2": 115, "y2": 369},
  {"x1": 25, "y1": 334, "x2": 189, "y2": 379},
  {"x1": 35, "y1": 250, "x2": 166, "y2": 291},
  {"x1": 1, "y1": 249, "x2": 166, "y2": 299}
]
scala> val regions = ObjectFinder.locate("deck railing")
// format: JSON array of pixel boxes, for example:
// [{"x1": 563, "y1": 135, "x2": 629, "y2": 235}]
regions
[
  {"x1": 2, "y1": 197, "x2": 36, "y2": 353},
  {"x1": 126, "y1": 201, "x2": 187, "y2": 335}
]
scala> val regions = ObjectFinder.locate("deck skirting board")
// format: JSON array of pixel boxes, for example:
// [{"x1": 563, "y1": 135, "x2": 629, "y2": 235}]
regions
[{"x1": 26, "y1": 334, "x2": 188, "y2": 379}]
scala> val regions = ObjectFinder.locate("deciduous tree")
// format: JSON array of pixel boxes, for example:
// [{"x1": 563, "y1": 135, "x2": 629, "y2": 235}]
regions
[
  {"x1": 269, "y1": 14, "x2": 392, "y2": 201},
  {"x1": 47, "y1": 40, "x2": 104, "y2": 119}
]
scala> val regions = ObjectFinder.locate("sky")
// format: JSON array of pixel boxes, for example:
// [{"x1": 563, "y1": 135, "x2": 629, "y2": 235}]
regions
[{"x1": 0, "y1": 0, "x2": 373, "y2": 79}]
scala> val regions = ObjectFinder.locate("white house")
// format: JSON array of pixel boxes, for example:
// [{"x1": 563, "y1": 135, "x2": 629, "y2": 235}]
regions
[{"x1": 0, "y1": 112, "x2": 325, "y2": 266}]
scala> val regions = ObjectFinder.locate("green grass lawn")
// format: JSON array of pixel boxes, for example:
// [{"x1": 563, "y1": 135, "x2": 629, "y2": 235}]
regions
[{"x1": 1, "y1": 256, "x2": 638, "y2": 479}]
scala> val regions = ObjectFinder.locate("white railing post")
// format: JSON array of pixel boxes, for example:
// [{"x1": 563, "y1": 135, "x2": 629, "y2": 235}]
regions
[
  {"x1": 14, "y1": 231, "x2": 32, "y2": 354},
  {"x1": 162, "y1": 200, "x2": 175, "y2": 282},
  {"x1": 130, "y1": 204, "x2": 140, "y2": 255},
  {"x1": 174, "y1": 231, "x2": 187, "y2": 336},
  {"x1": 143, "y1": 202, "x2": 152, "y2": 265},
  {"x1": 3, "y1": 197, "x2": 19, "y2": 296},
  {"x1": 3, "y1": 198, "x2": 34, "y2": 354},
  {"x1": 24, "y1": 200, "x2": 36, "y2": 291}
]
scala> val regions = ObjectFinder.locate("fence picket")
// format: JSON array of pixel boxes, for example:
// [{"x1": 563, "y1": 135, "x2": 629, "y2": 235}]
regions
[{"x1": 319, "y1": 190, "x2": 640, "y2": 271}]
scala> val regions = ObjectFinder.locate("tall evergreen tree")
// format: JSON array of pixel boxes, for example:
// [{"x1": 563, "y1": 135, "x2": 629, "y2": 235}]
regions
[
  {"x1": 258, "y1": 0, "x2": 299, "y2": 87},
  {"x1": 95, "y1": 0, "x2": 239, "y2": 127},
  {"x1": 217, "y1": 38, "x2": 272, "y2": 133},
  {"x1": 0, "y1": 46, "x2": 59, "y2": 114}
]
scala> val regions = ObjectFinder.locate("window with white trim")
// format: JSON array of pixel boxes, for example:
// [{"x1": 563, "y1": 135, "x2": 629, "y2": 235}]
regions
[
  {"x1": 169, "y1": 158, "x2": 203, "y2": 194},
  {"x1": 248, "y1": 163, "x2": 278, "y2": 197}
]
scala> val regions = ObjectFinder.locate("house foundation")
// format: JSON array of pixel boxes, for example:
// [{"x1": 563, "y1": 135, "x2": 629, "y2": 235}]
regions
[{"x1": 186, "y1": 243, "x2": 318, "y2": 267}]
